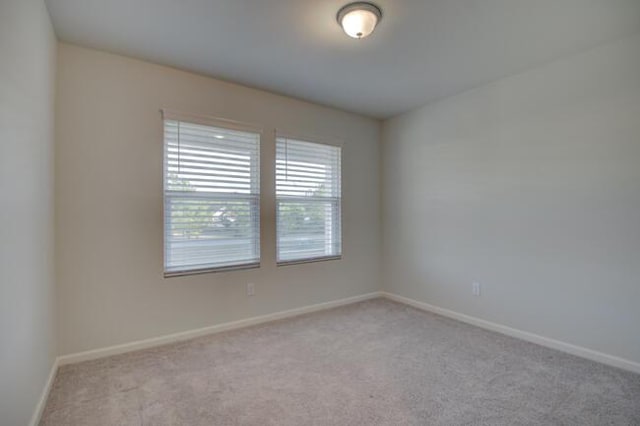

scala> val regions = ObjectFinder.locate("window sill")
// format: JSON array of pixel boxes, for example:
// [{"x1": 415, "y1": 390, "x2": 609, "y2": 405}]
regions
[
  {"x1": 277, "y1": 255, "x2": 342, "y2": 267},
  {"x1": 164, "y1": 262, "x2": 260, "y2": 278}
]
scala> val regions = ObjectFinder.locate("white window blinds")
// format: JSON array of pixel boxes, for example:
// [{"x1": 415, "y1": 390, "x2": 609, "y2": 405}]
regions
[
  {"x1": 276, "y1": 136, "x2": 342, "y2": 263},
  {"x1": 164, "y1": 117, "x2": 260, "y2": 275}
]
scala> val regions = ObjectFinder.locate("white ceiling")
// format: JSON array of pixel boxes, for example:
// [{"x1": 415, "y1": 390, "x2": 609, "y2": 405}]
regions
[{"x1": 45, "y1": 0, "x2": 640, "y2": 119}]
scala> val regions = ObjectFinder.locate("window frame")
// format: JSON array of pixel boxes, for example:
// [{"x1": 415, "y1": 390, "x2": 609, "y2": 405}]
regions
[
  {"x1": 162, "y1": 109, "x2": 263, "y2": 277},
  {"x1": 275, "y1": 132, "x2": 343, "y2": 266}
]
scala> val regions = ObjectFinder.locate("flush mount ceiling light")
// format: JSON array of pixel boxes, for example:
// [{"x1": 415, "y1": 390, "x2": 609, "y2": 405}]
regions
[{"x1": 337, "y1": 2, "x2": 382, "y2": 39}]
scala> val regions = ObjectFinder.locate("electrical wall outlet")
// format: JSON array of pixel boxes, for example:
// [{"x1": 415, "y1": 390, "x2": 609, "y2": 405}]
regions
[
  {"x1": 247, "y1": 282, "x2": 255, "y2": 296},
  {"x1": 472, "y1": 281, "x2": 481, "y2": 296}
]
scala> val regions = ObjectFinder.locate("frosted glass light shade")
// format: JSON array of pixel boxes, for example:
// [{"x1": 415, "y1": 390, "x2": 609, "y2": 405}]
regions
[{"x1": 337, "y1": 2, "x2": 382, "y2": 39}]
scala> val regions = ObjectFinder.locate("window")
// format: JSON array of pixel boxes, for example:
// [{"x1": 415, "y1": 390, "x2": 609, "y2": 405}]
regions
[
  {"x1": 276, "y1": 136, "x2": 342, "y2": 264},
  {"x1": 163, "y1": 114, "x2": 260, "y2": 276}
]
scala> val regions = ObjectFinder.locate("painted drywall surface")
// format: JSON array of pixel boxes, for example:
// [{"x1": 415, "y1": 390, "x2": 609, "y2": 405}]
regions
[
  {"x1": 382, "y1": 34, "x2": 640, "y2": 364},
  {"x1": 55, "y1": 44, "x2": 381, "y2": 355},
  {"x1": 0, "y1": 1, "x2": 57, "y2": 424}
]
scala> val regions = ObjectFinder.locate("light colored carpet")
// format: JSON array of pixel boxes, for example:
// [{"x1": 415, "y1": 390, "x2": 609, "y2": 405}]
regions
[{"x1": 41, "y1": 299, "x2": 640, "y2": 425}]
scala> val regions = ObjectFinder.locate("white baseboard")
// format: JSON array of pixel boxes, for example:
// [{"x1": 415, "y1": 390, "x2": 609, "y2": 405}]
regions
[
  {"x1": 29, "y1": 357, "x2": 59, "y2": 426},
  {"x1": 381, "y1": 292, "x2": 640, "y2": 375},
  {"x1": 58, "y1": 292, "x2": 383, "y2": 366}
]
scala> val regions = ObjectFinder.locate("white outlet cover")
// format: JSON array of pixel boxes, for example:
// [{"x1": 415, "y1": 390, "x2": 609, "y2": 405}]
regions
[{"x1": 472, "y1": 282, "x2": 481, "y2": 296}]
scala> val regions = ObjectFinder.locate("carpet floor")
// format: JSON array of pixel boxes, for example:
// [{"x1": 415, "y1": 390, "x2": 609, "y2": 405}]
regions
[{"x1": 41, "y1": 299, "x2": 640, "y2": 425}]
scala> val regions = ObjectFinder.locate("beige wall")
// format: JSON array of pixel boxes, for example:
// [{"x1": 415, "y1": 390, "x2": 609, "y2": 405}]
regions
[
  {"x1": 0, "y1": 1, "x2": 57, "y2": 424},
  {"x1": 382, "y1": 33, "x2": 640, "y2": 364},
  {"x1": 55, "y1": 44, "x2": 381, "y2": 355}
]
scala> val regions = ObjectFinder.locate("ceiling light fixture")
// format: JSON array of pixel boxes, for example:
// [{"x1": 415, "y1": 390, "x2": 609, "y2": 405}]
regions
[{"x1": 337, "y1": 2, "x2": 382, "y2": 39}]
